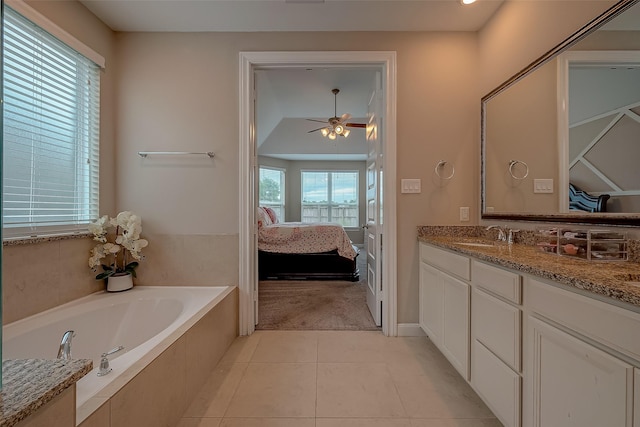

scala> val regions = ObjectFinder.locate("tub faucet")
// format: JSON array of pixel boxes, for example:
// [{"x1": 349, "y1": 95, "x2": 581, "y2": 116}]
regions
[
  {"x1": 97, "y1": 345, "x2": 124, "y2": 377},
  {"x1": 57, "y1": 330, "x2": 75, "y2": 360}
]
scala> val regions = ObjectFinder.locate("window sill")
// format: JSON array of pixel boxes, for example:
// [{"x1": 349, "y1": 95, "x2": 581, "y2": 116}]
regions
[{"x1": 3, "y1": 232, "x2": 91, "y2": 247}]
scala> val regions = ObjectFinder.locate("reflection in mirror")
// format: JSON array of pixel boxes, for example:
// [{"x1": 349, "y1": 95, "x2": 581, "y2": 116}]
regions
[
  {"x1": 559, "y1": 50, "x2": 640, "y2": 213},
  {"x1": 482, "y1": 0, "x2": 640, "y2": 224}
]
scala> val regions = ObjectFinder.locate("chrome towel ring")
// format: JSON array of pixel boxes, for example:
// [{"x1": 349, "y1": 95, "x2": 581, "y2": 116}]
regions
[
  {"x1": 435, "y1": 160, "x2": 455, "y2": 180},
  {"x1": 509, "y1": 160, "x2": 529, "y2": 180}
]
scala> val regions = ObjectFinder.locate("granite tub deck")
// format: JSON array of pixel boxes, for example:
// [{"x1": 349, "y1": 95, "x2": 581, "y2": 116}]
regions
[
  {"x1": 0, "y1": 359, "x2": 92, "y2": 427},
  {"x1": 418, "y1": 226, "x2": 640, "y2": 309}
]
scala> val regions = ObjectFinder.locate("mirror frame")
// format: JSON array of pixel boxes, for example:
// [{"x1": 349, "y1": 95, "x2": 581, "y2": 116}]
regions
[{"x1": 481, "y1": 0, "x2": 640, "y2": 226}]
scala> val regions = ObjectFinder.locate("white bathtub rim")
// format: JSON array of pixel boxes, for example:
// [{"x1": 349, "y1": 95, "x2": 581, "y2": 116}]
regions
[{"x1": 71, "y1": 285, "x2": 235, "y2": 426}]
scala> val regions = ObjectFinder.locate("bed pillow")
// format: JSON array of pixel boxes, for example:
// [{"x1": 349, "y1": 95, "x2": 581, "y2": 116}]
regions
[
  {"x1": 264, "y1": 207, "x2": 279, "y2": 224},
  {"x1": 257, "y1": 207, "x2": 272, "y2": 228}
]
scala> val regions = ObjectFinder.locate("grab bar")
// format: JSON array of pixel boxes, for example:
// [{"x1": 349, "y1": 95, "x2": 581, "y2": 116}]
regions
[{"x1": 97, "y1": 345, "x2": 125, "y2": 377}]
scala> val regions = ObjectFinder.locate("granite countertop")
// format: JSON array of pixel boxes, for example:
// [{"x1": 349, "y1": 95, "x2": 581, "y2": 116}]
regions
[
  {"x1": 0, "y1": 359, "x2": 92, "y2": 426},
  {"x1": 418, "y1": 227, "x2": 640, "y2": 309}
]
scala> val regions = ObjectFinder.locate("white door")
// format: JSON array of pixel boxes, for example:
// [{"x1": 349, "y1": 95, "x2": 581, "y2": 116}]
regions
[{"x1": 365, "y1": 73, "x2": 383, "y2": 326}]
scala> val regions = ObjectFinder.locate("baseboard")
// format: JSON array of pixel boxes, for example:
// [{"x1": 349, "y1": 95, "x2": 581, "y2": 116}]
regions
[{"x1": 397, "y1": 323, "x2": 426, "y2": 337}]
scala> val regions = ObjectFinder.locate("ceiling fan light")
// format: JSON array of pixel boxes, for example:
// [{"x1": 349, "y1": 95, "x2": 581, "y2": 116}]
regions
[
  {"x1": 334, "y1": 124, "x2": 344, "y2": 134},
  {"x1": 328, "y1": 132, "x2": 337, "y2": 140},
  {"x1": 342, "y1": 129, "x2": 350, "y2": 137},
  {"x1": 320, "y1": 128, "x2": 329, "y2": 137}
]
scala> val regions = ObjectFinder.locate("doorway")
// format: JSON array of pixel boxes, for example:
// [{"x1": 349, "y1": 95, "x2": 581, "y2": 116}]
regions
[{"x1": 239, "y1": 51, "x2": 397, "y2": 336}]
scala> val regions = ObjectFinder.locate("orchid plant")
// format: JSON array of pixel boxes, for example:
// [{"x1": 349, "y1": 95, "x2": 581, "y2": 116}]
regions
[{"x1": 88, "y1": 211, "x2": 149, "y2": 280}]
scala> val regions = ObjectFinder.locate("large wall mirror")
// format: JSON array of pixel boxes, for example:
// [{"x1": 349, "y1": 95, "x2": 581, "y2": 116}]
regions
[{"x1": 482, "y1": 0, "x2": 640, "y2": 225}]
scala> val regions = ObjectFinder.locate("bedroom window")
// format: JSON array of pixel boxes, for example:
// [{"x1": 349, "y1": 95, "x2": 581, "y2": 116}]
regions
[
  {"x1": 3, "y1": 4, "x2": 103, "y2": 239},
  {"x1": 301, "y1": 171, "x2": 358, "y2": 227},
  {"x1": 259, "y1": 167, "x2": 285, "y2": 221}
]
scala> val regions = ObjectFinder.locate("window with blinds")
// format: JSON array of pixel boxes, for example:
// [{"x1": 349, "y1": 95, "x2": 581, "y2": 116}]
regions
[{"x1": 3, "y1": 6, "x2": 101, "y2": 239}]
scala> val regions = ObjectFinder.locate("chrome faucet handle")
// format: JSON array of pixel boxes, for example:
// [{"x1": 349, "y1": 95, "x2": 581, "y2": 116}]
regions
[{"x1": 97, "y1": 345, "x2": 124, "y2": 377}]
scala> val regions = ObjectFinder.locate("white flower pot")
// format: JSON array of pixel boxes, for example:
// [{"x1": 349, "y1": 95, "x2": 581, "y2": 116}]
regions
[{"x1": 107, "y1": 273, "x2": 134, "y2": 292}]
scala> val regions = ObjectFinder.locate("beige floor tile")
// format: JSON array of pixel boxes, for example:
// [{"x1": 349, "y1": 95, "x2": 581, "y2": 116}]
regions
[
  {"x1": 184, "y1": 363, "x2": 248, "y2": 417},
  {"x1": 177, "y1": 418, "x2": 222, "y2": 427},
  {"x1": 250, "y1": 330, "x2": 319, "y2": 363},
  {"x1": 393, "y1": 374, "x2": 495, "y2": 419},
  {"x1": 386, "y1": 339, "x2": 467, "y2": 385},
  {"x1": 410, "y1": 419, "x2": 503, "y2": 427},
  {"x1": 316, "y1": 418, "x2": 413, "y2": 427},
  {"x1": 316, "y1": 363, "x2": 406, "y2": 418},
  {"x1": 317, "y1": 331, "x2": 390, "y2": 362},
  {"x1": 218, "y1": 334, "x2": 262, "y2": 364},
  {"x1": 224, "y1": 363, "x2": 317, "y2": 418},
  {"x1": 220, "y1": 418, "x2": 316, "y2": 427}
]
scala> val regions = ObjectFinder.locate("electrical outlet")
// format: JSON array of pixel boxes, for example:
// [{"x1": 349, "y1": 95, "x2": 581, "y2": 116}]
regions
[{"x1": 460, "y1": 207, "x2": 470, "y2": 222}]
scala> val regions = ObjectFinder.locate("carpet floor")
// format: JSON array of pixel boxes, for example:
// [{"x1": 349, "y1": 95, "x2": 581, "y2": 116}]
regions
[{"x1": 256, "y1": 251, "x2": 379, "y2": 331}]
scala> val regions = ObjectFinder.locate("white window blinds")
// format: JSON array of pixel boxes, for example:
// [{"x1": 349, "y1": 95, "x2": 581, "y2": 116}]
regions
[{"x1": 3, "y1": 6, "x2": 101, "y2": 239}]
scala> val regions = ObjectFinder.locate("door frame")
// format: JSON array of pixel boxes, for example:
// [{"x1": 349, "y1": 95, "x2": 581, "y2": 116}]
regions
[{"x1": 238, "y1": 51, "x2": 397, "y2": 336}]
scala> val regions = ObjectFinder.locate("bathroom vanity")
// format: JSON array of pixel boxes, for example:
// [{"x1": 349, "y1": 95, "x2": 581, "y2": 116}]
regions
[{"x1": 418, "y1": 228, "x2": 640, "y2": 427}]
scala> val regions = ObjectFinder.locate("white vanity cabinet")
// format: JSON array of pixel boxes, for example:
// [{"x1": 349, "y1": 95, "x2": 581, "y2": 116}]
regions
[
  {"x1": 523, "y1": 276, "x2": 640, "y2": 427},
  {"x1": 418, "y1": 240, "x2": 640, "y2": 427},
  {"x1": 419, "y1": 243, "x2": 471, "y2": 380}
]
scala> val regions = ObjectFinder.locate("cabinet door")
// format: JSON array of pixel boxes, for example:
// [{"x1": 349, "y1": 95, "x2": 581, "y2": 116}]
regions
[
  {"x1": 419, "y1": 262, "x2": 443, "y2": 346},
  {"x1": 527, "y1": 317, "x2": 633, "y2": 427},
  {"x1": 442, "y1": 274, "x2": 470, "y2": 380}
]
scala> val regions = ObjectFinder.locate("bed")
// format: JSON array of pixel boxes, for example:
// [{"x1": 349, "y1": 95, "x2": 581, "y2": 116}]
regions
[{"x1": 257, "y1": 207, "x2": 360, "y2": 281}]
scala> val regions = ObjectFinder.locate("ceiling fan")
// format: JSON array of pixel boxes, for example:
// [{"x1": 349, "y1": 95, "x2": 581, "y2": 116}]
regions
[{"x1": 307, "y1": 88, "x2": 366, "y2": 140}]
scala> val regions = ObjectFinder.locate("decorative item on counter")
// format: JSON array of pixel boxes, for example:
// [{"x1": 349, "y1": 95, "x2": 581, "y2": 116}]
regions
[
  {"x1": 88, "y1": 211, "x2": 149, "y2": 292},
  {"x1": 535, "y1": 227, "x2": 558, "y2": 253},
  {"x1": 557, "y1": 228, "x2": 627, "y2": 261}
]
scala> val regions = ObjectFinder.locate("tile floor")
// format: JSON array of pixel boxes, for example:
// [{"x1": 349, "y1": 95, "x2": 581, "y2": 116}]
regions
[{"x1": 177, "y1": 330, "x2": 503, "y2": 427}]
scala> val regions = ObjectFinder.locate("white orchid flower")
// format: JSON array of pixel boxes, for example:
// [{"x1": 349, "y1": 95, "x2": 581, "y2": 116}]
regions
[{"x1": 88, "y1": 211, "x2": 148, "y2": 279}]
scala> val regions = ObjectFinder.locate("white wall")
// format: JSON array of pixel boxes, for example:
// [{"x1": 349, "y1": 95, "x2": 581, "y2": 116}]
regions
[{"x1": 478, "y1": 1, "x2": 617, "y2": 95}]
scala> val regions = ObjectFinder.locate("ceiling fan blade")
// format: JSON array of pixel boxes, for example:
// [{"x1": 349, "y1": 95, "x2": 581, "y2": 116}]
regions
[
  {"x1": 306, "y1": 119, "x2": 329, "y2": 124},
  {"x1": 308, "y1": 127, "x2": 327, "y2": 133},
  {"x1": 345, "y1": 122, "x2": 366, "y2": 128},
  {"x1": 341, "y1": 113, "x2": 352, "y2": 122}
]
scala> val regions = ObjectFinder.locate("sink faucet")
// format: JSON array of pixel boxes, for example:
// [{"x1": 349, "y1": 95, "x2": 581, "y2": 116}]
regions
[
  {"x1": 57, "y1": 330, "x2": 75, "y2": 360},
  {"x1": 486, "y1": 225, "x2": 507, "y2": 242}
]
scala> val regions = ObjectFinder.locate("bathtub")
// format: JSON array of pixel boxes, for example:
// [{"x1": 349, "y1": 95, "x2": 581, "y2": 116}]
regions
[{"x1": 3, "y1": 285, "x2": 237, "y2": 425}]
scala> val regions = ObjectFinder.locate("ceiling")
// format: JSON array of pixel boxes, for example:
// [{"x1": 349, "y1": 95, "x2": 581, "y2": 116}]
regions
[
  {"x1": 79, "y1": 0, "x2": 504, "y2": 33},
  {"x1": 256, "y1": 68, "x2": 375, "y2": 161}
]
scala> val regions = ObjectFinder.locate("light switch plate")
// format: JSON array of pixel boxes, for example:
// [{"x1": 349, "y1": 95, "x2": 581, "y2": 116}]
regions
[
  {"x1": 460, "y1": 207, "x2": 470, "y2": 222},
  {"x1": 534, "y1": 178, "x2": 554, "y2": 194},
  {"x1": 401, "y1": 179, "x2": 421, "y2": 194}
]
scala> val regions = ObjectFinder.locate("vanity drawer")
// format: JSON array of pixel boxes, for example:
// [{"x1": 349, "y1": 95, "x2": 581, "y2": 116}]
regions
[
  {"x1": 473, "y1": 287, "x2": 521, "y2": 372},
  {"x1": 472, "y1": 339, "x2": 521, "y2": 427},
  {"x1": 420, "y1": 243, "x2": 470, "y2": 281},
  {"x1": 472, "y1": 260, "x2": 521, "y2": 304}
]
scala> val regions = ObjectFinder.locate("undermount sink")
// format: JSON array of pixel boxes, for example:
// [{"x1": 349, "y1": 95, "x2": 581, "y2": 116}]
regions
[{"x1": 453, "y1": 242, "x2": 495, "y2": 248}]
